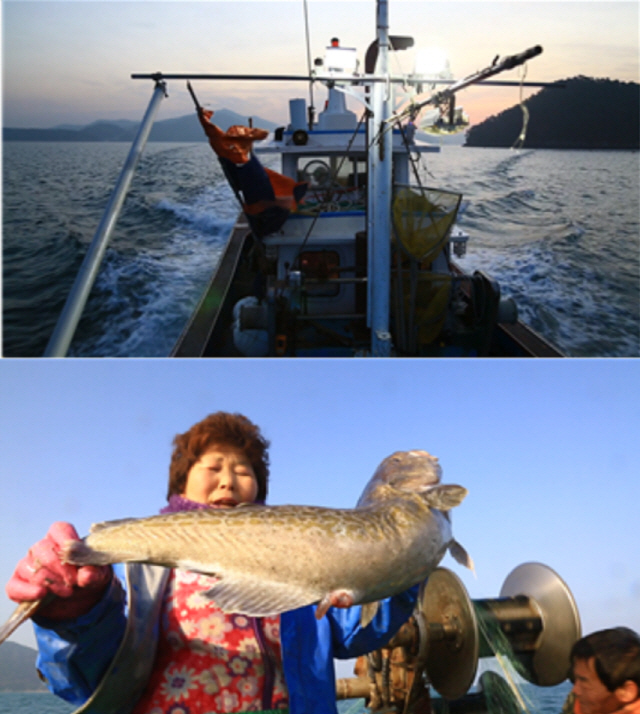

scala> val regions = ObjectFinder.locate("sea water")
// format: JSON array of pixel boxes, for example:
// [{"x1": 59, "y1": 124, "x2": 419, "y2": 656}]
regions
[
  {"x1": 3, "y1": 142, "x2": 638, "y2": 357},
  {"x1": 0, "y1": 684, "x2": 572, "y2": 714},
  {"x1": 0, "y1": 692, "x2": 74, "y2": 714}
]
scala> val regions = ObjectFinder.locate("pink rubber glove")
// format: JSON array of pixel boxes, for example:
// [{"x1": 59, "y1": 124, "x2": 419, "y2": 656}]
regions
[{"x1": 6, "y1": 522, "x2": 112, "y2": 621}]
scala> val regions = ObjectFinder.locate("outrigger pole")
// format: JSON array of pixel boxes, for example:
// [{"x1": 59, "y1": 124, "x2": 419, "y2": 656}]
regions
[{"x1": 44, "y1": 79, "x2": 167, "y2": 357}]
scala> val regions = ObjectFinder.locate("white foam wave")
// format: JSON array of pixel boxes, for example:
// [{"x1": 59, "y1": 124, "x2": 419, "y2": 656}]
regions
[
  {"x1": 157, "y1": 195, "x2": 235, "y2": 235},
  {"x1": 70, "y1": 195, "x2": 233, "y2": 356}
]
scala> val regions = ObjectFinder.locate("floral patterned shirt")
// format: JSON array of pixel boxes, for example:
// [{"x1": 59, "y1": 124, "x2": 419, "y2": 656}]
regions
[{"x1": 132, "y1": 569, "x2": 289, "y2": 714}]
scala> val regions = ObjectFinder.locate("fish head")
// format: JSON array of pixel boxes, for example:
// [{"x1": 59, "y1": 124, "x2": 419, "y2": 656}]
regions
[{"x1": 356, "y1": 450, "x2": 443, "y2": 507}]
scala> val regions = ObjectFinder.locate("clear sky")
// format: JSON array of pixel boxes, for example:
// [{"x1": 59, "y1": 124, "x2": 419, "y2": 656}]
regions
[
  {"x1": 1, "y1": 357, "x2": 639, "y2": 683},
  {"x1": 3, "y1": 1, "x2": 638, "y2": 129}
]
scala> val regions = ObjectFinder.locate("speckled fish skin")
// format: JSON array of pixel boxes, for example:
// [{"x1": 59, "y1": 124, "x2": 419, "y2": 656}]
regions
[{"x1": 62, "y1": 450, "x2": 472, "y2": 621}]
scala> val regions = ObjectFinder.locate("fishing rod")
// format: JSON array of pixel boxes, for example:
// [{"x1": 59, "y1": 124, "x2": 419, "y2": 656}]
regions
[
  {"x1": 186, "y1": 80, "x2": 201, "y2": 110},
  {"x1": 392, "y1": 45, "x2": 546, "y2": 125}
]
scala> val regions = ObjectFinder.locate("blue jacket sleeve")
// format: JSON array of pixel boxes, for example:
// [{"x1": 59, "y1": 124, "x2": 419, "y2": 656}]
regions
[
  {"x1": 327, "y1": 585, "x2": 419, "y2": 658},
  {"x1": 32, "y1": 564, "x2": 128, "y2": 706},
  {"x1": 280, "y1": 588, "x2": 419, "y2": 714}
]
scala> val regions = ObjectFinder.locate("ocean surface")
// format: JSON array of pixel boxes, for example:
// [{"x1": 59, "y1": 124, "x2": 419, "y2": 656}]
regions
[
  {"x1": 3, "y1": 142, "x2": 638, "y2": 357},
  {"x1": 0, "y1": 681, "x2": 572, "y2": 714}
]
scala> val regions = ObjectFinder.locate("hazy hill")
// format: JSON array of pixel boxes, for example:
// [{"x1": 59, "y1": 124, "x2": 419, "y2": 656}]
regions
[
  {"x1": 0, "y1": 642, "x2": 47, "y2": 692},
  {"x1": 3, "y1": 109, "x2": 279, "y2": 142},
  {"x1": 464, "y1": 76, "x2": 639, "y2": 149}
]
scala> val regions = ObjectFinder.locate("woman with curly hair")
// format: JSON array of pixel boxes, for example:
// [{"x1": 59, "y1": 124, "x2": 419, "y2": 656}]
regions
[{"x1": 7, "y1": 412, "x2": 417, "y2": 714}]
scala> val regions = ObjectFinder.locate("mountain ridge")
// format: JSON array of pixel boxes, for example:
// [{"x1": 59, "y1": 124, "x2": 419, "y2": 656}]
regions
[
  {"x1": 3, "y1": 109, "x2": 279, "y2": 142},
  {"x1": 464, "y1": 76, "x2": 639, "y2": 149},
  {"x1": 0, "y1": 641, "x2": 48, "y2": 692}
]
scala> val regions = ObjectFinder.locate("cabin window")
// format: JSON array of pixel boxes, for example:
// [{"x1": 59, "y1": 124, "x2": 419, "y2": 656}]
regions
[
  {"x1": 299, "y1": 250, "x2": 341, "y2": 297},
  {"x1": 297, "y1": 157, "x2": 366, "y2": 212}
]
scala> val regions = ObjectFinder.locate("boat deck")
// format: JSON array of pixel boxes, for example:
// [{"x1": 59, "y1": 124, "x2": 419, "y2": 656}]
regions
[{"x1": 172, "y1": 215, "x2": 564, "y2": 358}]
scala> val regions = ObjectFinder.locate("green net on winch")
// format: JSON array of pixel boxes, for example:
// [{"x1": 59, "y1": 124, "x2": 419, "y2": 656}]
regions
[{"x1": 474, "y1": 602, "x2": 537, "y2": 714}]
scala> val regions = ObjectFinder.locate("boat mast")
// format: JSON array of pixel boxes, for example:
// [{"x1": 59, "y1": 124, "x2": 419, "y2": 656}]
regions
[{"x1": 367, "y1": 0, "x2": 393, "y2": 356}]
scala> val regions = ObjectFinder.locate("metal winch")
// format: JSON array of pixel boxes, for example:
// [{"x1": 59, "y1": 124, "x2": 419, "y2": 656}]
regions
[{"x1": 336, "y1": 562, "x2": 581, "y2": 713}]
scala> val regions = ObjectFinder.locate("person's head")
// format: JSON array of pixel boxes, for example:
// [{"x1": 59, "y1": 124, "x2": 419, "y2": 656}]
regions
[
  {"x1": 570, "y1": 627, "x2": 640, "y2": 714},
  {"x1": 167, "y1": 412, "x2": 269, "y2": 506}
]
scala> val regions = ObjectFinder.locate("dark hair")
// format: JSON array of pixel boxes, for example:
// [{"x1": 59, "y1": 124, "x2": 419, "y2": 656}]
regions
[
  {"x1": 167, "y1": 412, "x2": 270, "y2": 502},
  {"x1": 570, "y1": 627, "x2": 640, "y2": 692}
]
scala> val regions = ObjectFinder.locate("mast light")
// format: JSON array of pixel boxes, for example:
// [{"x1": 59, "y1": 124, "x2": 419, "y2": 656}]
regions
[{"x1": 324, "y1": 38, "x2": 358, "y2": 76}]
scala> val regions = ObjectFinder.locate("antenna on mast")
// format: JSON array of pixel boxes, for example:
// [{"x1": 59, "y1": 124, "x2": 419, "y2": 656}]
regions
[{"x1": 302, "y1": 0, "x2": 316, "y2": 129}]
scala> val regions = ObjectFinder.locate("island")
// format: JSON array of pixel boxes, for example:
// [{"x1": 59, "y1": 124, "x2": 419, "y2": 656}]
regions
[
  {"x1": 0, "y1": 641, "x2": 48, "y2": 692},
  {"x1": 464, "y1": 76, "x2": 639, "y2": 149}
]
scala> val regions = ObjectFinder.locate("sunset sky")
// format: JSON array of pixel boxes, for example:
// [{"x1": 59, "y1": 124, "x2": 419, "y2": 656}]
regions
[{"x1": 3, "y1": 1, "x2": 638, "y2": 129}]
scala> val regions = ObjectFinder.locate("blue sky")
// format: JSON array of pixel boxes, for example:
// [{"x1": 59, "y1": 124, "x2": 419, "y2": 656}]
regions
[
  {"x1": 3, "y1": 1, "x2": 638, "y2": 128},
  {"x1": 1, "y1": 358, "x2": 639, "y2": 672}
]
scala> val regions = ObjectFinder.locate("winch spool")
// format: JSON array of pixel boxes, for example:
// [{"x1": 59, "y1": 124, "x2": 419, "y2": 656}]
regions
[
  {"x1": 336, "y1": 562, "x2": 581, "y2": 710},
  {"x1": 494, "y1": 562, "x2": 582, "y2": 686},
  {"x1": 417, "y1": 562, "x2": 581, "y2": 698},
  {"x1": 419, "y1": 568, "x2": 479, "y2": 700}
]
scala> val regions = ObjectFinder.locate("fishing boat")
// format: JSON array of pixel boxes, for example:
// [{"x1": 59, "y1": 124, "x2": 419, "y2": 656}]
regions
[{"x1": 44, "y1": 0, "x2": 563, "y2": 358}]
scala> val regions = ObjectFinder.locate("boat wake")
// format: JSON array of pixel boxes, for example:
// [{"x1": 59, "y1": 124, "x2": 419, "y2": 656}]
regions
[
  {"x1": 426, "y1": 148, "x2": 639, "y2": 357},
  {"x1": 69, "y1": 191, "x2": 234, "y2": 357}
]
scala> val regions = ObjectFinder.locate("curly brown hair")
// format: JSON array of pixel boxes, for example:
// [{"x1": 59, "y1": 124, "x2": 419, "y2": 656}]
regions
[{"x1": 167, "y1": 412, "x2": 270, "y2": 502}]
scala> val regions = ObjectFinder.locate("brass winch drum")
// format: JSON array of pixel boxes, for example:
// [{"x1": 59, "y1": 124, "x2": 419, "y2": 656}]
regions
[
  {"x1": 420, "y1": 567, "x2": 479, "y2": 700},
  {"x1": 419, "y1": 562, "x2": 581, "y2": 699}
]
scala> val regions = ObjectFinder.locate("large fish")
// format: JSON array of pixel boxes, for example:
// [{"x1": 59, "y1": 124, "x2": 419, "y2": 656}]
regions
[{"x1": 0, "y1": 450, "x2": 472, "y2": 643}]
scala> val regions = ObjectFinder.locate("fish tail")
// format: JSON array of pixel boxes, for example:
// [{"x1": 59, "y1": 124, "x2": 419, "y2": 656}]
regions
[
  {"x1": 62, "y1": 539, "x2": 114, "y2": 567},
  {"x1": 0, "y1": 598, "x2": 48, "y2": 645}
]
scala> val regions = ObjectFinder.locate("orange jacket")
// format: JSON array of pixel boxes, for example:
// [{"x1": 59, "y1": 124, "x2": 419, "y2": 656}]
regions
[
  {"x1": 197, "y1": 108, "x2": 268, "y2": 165},
  {"x1": 573, "y1": 697, "x2": 640, "y2": 714}
]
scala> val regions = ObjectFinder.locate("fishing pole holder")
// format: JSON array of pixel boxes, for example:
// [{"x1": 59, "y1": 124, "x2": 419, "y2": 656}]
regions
[{"x1": 336, "y1": 562, "x2": 581, "y2": 714}]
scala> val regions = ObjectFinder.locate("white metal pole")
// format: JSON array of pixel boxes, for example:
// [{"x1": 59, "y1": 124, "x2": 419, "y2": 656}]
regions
[
  {"x1": 44, "y1": 80, "x2": 167, "y2": 357},
  {"x1": 368, "y1": 0, "x2": 393, "y2": 356}
]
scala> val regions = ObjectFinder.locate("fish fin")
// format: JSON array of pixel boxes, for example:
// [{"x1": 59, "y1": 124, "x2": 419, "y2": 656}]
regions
[
  {"x1": 89, "y1": 516, "x2": 140, "y2": 533},
  {"x1": 89, "y1": 511, "x2": 220, "y2": 533},
  {"x1": 449, "y1": 539, "x2": 476, "y2": 575},
  {"x1": 423, "y1": 485, "x2": 468, "y2": 511},
  {"x1": 360, "y1": 601, "x2": 380, "y2": 628},
  {"x1": 202, "y1": 572, "x2": 319, "y2": 617},
  {"x1": 315, "y1": 595, "x2": 332, "y2": 620}
]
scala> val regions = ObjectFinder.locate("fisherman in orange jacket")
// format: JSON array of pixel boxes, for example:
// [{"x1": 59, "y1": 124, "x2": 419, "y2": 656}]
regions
[{"x1": 561, "y1": 627, "x2": 640, "y2": 714}]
